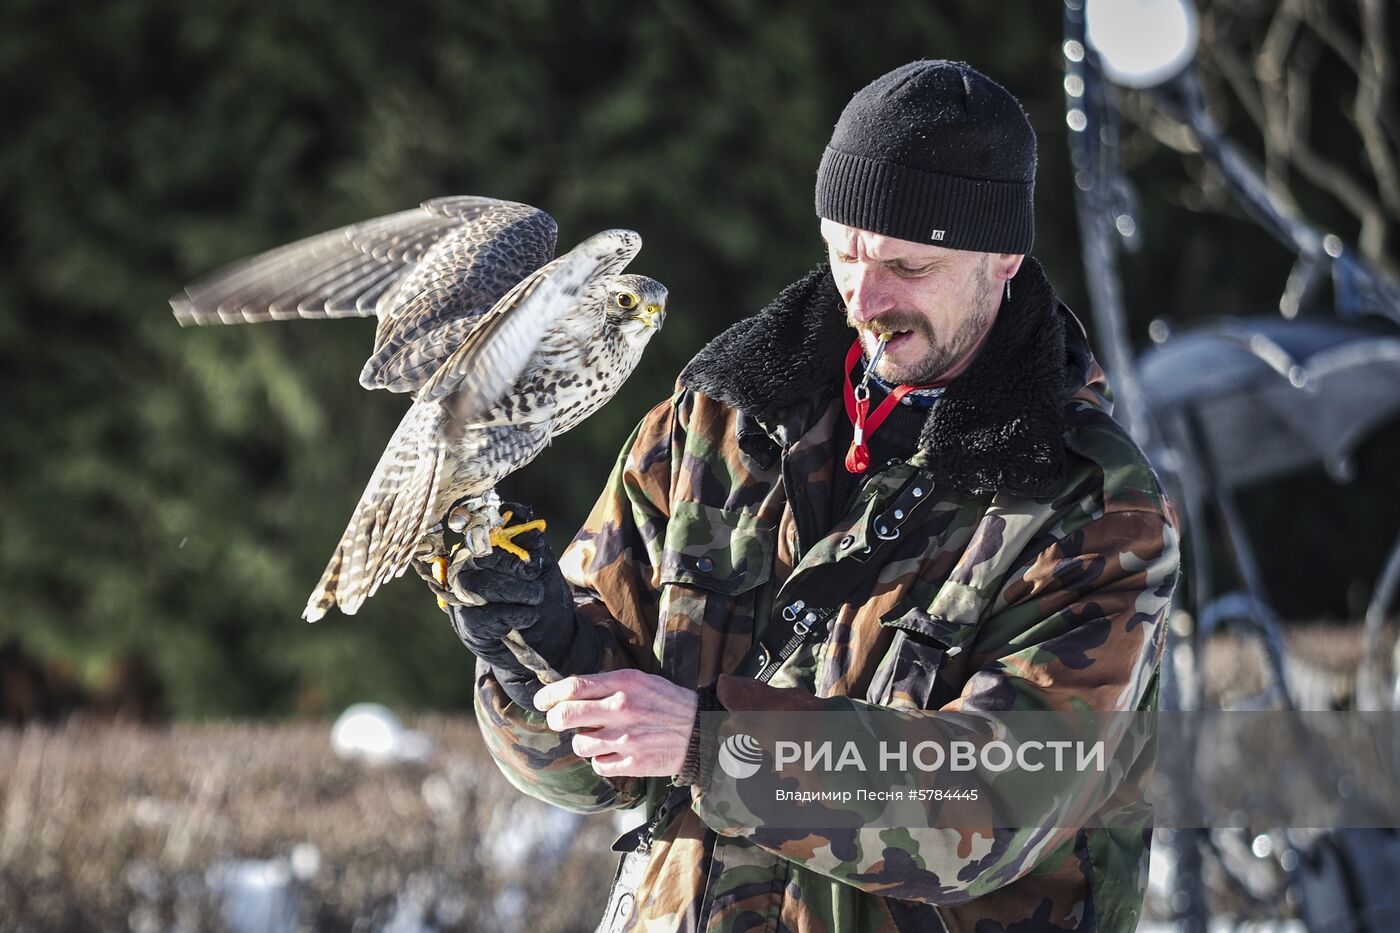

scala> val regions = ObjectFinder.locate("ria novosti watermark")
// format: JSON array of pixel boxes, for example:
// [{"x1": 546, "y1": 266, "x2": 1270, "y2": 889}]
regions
[
  {"x1": 720, "y1": 733, "x2": 1106, "y2": 780},
  {"x1": 697, "y1": 710, "x2": 1400, "y2": 831}
]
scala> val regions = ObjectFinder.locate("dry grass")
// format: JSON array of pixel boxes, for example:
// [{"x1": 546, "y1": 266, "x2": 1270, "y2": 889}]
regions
[
  {"x1": 1198, "y1": 620, "x2": 1396, "y2": 709},
  {"x1": 0, "y1": 716, "x2": 619, "y2": 932},
  {"x1": 6, "y1": 624, "x2": 1392, "y2": 930}
]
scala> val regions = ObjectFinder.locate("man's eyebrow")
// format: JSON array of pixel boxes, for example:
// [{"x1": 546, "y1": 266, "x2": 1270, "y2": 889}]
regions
[
  {"x1": 823, "y1": 237, "x2": 861, "y2": 261},
  {"x1": 865, "y1": 253, "x2": 944, "y2": 268},
  {"x1": 820, "y1": 235, "x2": 941, "y2": 267}
]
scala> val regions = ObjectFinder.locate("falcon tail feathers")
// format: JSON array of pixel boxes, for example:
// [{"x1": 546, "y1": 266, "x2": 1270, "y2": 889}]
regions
[{"x1": 302, "y1": 401, "x2": 449, "y2": 622}]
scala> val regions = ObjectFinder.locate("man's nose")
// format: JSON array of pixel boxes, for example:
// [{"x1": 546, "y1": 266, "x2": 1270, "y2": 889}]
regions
[{"x1": 843, "y1": 264, "x2": 894, "y2": 324}]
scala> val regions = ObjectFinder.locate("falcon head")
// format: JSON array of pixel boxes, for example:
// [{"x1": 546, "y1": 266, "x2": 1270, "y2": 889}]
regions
[{"x1": 608, "y1": 275, "x2": 668, "y2": 345}]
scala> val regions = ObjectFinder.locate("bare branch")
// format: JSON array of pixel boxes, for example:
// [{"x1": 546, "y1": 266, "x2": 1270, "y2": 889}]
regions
[
  {"x1": 1116, "y1": 0, "x2": 1400, "y2": 276},
  {"x1": 1298, "y1": 0, "x2": 1400, "y2": 214},
  {"x1": 1120, "y1": 94, "x2": 1201, "y2": 156},
  {"x1": 1359, "y1": 0, "x2": 1400, "y2": 152},
  {"x1": 1354, "y1": 0, "x2": 1400, "y2": 213},
  {"x1": 1284, "y1": 32, "x2": 1320, "y2": 153},
  {"x1": 1298, "y1": 0, "x2": 1359, "y2": 67},
  {"x1": 1199, "y1": 10, "x2": 1267, "y2": 132},
  {"x1": 1279, "y1": 31, "x2": 1393, "y2": 264},
  {"x1": 1255, "y1": 0, "x2": 1305, "y2": 192},
  {"x1": 1282, "y1": 34, "x2": 1383, "y2": 249}
]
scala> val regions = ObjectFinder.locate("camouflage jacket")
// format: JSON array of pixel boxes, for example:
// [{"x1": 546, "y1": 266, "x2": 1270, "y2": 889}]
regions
[{"x1": 473, "y1": 259, "x2": 1180, "y2": 932}]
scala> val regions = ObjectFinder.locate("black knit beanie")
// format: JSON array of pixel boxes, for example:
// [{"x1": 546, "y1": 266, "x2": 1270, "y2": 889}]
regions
[{"x1": 815, "y1": 60, "x2": 1036, "y2": 254}]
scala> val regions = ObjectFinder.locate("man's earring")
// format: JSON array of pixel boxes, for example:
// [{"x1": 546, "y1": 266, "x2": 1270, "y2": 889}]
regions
[{"x1": 1005, "y1": 279, "x2": 1011, "y2": 303}]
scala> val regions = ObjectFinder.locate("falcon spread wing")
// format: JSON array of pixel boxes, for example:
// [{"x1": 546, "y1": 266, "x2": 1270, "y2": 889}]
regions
[
  {"x1": 172, "y1": 196, "x2": 559, "y2": 394},
  {"x1": 172, "y1": 198, "x2": 666, "y2": 622}
]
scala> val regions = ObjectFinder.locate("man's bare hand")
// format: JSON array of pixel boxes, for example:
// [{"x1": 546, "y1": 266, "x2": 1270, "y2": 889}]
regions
[{"x1": 534, "y1": 670, "x2": 698, "y2": 778}]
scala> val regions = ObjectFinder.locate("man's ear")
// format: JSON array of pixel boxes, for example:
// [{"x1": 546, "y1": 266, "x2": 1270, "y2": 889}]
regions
[{"x1": 998, "y1": 253, "x2": 1026, "y2": 281}]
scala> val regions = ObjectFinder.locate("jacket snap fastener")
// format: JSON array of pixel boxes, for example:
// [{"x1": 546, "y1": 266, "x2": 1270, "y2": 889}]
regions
[
  {"x1": 912, "y1": 487, "x2": 924, "y2": 498},
  {"x1": 695, "y1": 557, "x2": 714, "y2": 573},
  {"x1": 839, "y1": 535, "x2": 854, "y2": 549},
  {"x1": 893, "y1": 509, "x2": 905, "y2": 519}
]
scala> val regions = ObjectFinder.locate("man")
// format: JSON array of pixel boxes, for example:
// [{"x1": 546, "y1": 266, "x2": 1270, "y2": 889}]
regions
[{"x1": 432, "y1": 61, "x2": 1179, "y2": 931}]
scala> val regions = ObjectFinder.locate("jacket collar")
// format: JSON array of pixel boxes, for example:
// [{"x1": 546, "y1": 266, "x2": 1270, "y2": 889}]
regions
[{"x1": 680, "y1": 258, "x2": 1087, "y2": 498}]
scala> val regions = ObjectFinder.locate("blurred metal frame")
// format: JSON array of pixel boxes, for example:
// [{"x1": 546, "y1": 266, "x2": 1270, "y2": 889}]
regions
[{"x1": 1063, "y1": 1, "x2": 1400, "y2": 927}]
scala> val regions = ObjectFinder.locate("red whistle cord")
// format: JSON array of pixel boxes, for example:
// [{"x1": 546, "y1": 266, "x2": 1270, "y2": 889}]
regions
[{"x1": 842, "y1": 340, "x2": 915, "y2": 474}]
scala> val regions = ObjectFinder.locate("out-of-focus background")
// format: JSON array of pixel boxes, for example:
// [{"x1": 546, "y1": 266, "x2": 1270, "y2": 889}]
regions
[{"x1": 2, "y1": 0, "x2": 1399, "y2": 930}]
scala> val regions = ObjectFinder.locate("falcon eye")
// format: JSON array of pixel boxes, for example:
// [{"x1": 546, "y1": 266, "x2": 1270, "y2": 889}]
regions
[{"x1": 614, "y1": 292, "x2": 639, "y2": 310}]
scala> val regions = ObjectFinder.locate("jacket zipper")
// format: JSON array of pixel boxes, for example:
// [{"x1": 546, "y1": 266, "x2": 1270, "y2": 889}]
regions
[
  {"x1": 635, "y1": 784, "x2": 686, "y2": 854},
  {"x1": 754, "y1": 602, "x2": 832, "y2": 683}
]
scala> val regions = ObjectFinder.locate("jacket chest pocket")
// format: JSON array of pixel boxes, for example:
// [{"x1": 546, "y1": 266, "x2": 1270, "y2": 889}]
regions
[
  {"x1": 656, "y1": 501, "x2": 775, "y2": 686},
  {"x1": 865, "y1": 604, "x2": 970, "y2": 710}
]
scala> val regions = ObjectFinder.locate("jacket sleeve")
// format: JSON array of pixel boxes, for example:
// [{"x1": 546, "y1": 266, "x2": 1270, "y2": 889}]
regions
[
  {"x1": 472, "y1": 394, "x2": 684, "y2": 814},
  {"x1": 686, "y1": 505, "x2": 1180, "y2": 905}
]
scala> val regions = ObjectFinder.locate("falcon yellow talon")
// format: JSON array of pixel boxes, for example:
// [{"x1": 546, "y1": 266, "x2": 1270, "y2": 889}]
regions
[
  {"x1": 429, "y1": 555, "x2": 449, "y2": 587},
  {"x1": 490, "y1": 517, "x2": 548, "y2": 561},
  {"x1": 436, "y1": 594, "x2": 449, "y2": 611}
]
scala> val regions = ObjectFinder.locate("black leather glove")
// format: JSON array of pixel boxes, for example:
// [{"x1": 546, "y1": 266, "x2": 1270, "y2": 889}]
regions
[{"x1": 446, "y1": 504, "x2": 602, "y2": 709}]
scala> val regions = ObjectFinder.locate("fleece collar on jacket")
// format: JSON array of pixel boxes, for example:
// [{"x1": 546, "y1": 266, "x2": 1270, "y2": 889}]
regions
[{"x1": 680, "y1": 257, "x2": 1086, "y2": 498}]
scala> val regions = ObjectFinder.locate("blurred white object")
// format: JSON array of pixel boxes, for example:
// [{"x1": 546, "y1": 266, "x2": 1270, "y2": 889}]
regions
[
  {"x1": 1146, "y1": 830, "x2": 1174, "y2": 901},
  {"x1": 1085, "y1": 0, "x2": 1199, "y2": 88},
  {"x1": 384, "y1": 874, "x2": 435, "y2": 933},
  {"x1": 421, "y1": 773, "x2": 458, "y2": 817},
  {"x1": 482, "y1": 798, "x2": 582, "y2": 873},
  {"x1": 289, "y1": 842, "x2": 321, "y2": 881},
  {"x1": 330, "y1": 702, "x2": 432, "y2": 764},
  {"x1": 206, "y1": 858, "x2": 298, "y2": 933},
  {"x1": 612, "y1": 807, "x2": 646, "y2": 838}
]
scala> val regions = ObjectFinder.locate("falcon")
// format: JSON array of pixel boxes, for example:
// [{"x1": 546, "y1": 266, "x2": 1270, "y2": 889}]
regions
[{"x1": 171, "y1": 196, "x2": 667, "y2": 622}]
